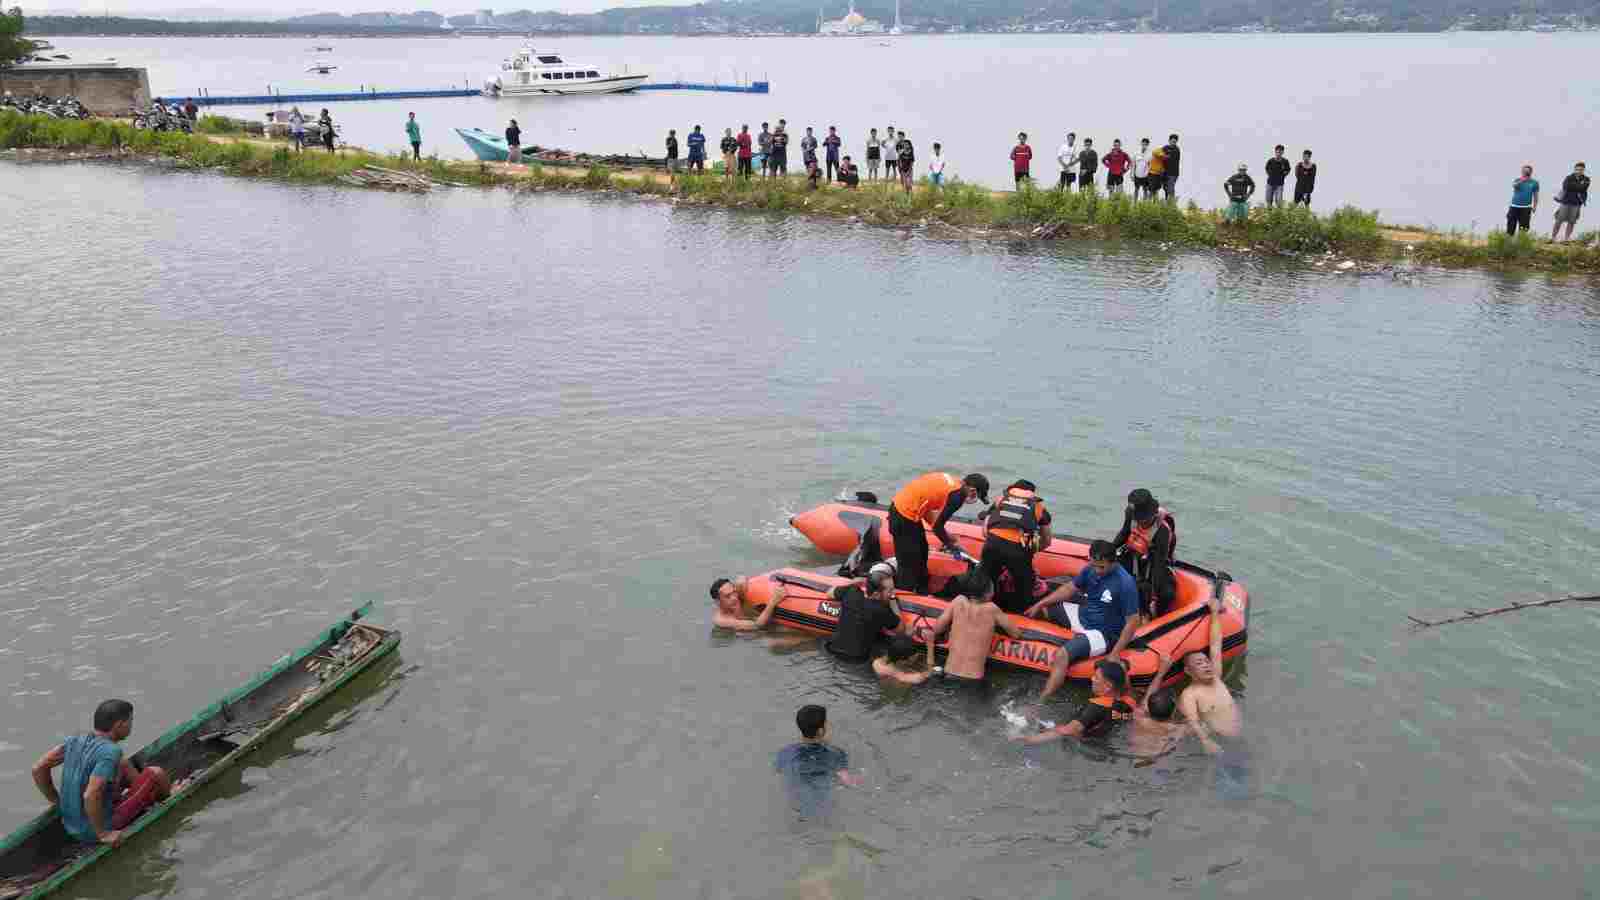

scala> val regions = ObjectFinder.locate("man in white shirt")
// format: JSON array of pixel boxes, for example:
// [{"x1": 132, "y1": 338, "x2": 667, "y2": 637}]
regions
[
  {"x1": 1132, "y1": 137, "x2": 1153, "y2": 199},
  {"x1": 1056, "y1": 132, "x2": 1077, "y2": 190},
  {"x1": 928, "y1": 142, "x2": 946, "y2": 188}
]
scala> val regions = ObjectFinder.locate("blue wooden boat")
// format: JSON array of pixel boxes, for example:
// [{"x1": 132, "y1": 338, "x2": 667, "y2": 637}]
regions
[{"x1": 0, "y1": 604, "x2": 400, "y2": 900}]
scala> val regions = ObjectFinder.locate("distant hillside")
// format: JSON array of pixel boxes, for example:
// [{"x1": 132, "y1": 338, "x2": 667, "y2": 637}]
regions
[{"x1": 25, "y1": 0, "x2": 1600, "y2": 35}]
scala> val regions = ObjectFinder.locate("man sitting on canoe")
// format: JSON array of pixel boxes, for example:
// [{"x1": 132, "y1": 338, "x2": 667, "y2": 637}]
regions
[
  {"x1": 709, "y1": 577, "x2": 783, "y2": 632},
  {"x1": 1025, "y1": 540, "x2": 1145, "y2": 703},
  {"x1": 30, "y1": 699, "x2": 171, "y2": 847},
  {"x1": 919, "y1": 572, "x2": 1022, "y2": 689},
  {"x1": 888, "y1": 471, "x2": 989, "y2": 594}
]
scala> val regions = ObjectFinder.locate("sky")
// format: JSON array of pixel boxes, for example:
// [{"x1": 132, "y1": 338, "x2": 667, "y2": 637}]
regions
[{"x1": 19, "y1": 0, "x2": 687, "y2": 17}]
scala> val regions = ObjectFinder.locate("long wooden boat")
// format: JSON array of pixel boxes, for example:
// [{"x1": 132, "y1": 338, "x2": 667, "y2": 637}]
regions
[{"x1": 0, "y1": 603, "x2": 401, "y2": 900}]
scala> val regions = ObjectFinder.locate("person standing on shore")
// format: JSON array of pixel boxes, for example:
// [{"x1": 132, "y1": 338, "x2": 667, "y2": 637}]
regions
[
  {"x1": 288, "y1": 106, "x2": 305, "y2": 153},
  {"x1": 1077, "y1": 138, "x2": 1099, "y2": 192},
  {"x1": 720, "y1": 128, "x2": 738, "y2": 180},
  {"x1": 686, "y1": 125, "x2": 707, "y2": 172},
  {"x1": 183, "y1": 98, "x2": 199, "y2": 121},
  {"x1": 1132, "y1": 137, "x2": 1152, "y2": 199},
  {"x1": 1551, "y1": 161, "x2": 1588, "y2": 242},
  {"x1": 896, "y1": 130, "x2": 915, "y2": 194},
  {"x1": 770, "y1": 122, "x2": 789, "y2": 176},
  {"x1": 319, "y1": 109, "x2": 336, "y2": 153},
  {"x1": 800, "y1": 126, "x2": 819, "y2": 177},
  {"x1": 1224, "y1": 164, "x2": 1256, "y2": 223},
  {"x1": 757, "y1": 122, "x2": 772, "y2": 177},
  {"x1": 824, "y1": 126, "x2": 842, "y2": 182},
  {"x1": 736, "y1": 124, "x2": 753, "y2": 178},
  {"x1": 1011, "y1": 132, "x2": 1033, "y2": 188},
  {"x1": 1264, "y1": 145, "x2": 1290, "y2": 207},
  {"x1": 1103, "y1": 139, "x2": 1131, "y2": 194},
  {"x1": 1162, "y1": 134, "x2": 1181, "y2": 200},
  {"x1": 928, "y1": 142, "x2": 946, "y2": 188},
  {"x1": 883, "y1": 124, "x2": 899, "y2": 180},
  {"x1": 405, "y1": 112, "x2": 421, "y2": 162},
  {"x1": 1056, "y1": 132, "x2": 1077, "y2": 190},
  {"x1": 1148, "y1": 140, "x2": 1168, "y2": 198},
  {"x1": 664, "y1": 128, "x2": 679, "y2": 175},
  {"x1": 1293, "y1": 150, "x2": 1317, "y2": 206},
  {"x1": 1506, "y1": 165, "x2": 1539, "y2": 235},
  {"x1": 866, "y1": 128, "x2": 882, "y2": 181}
]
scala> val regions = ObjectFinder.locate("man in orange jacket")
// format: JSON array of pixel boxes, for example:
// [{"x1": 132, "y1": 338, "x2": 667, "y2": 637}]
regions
[{"x1": 887, "y1": 472, "x2": 989, "y2": 594}]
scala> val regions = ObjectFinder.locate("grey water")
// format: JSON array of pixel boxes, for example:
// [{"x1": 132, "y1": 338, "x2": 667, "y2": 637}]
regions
[
  {"x1": 38, "y1": 31, "x2": 1600, "y2": 231},
  {"x1": 2, "y1": 161, "x2": 1600, "y2": 898}
]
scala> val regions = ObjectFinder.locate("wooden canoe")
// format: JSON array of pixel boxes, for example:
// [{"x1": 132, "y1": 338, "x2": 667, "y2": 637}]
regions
[{"x1": 0, "y1": 603, "x2": 401, "y2": 900}]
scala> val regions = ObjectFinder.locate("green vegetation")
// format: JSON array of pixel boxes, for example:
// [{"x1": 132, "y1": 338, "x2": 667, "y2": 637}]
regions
[
  {"x1": 194, "y1": 115, "x2": 249, "y2": 136},
  {"x1": 2, "y1": 7, "x2": 38, "y2": 67},
  {"x1": 4, "y1": 110, "x2": 1598, "y2": 274}
]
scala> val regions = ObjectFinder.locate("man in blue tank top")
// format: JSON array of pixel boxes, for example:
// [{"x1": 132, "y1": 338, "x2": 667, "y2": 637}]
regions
[{"x1": 31, "y1": 699, "x2": 171, "y2": 846}]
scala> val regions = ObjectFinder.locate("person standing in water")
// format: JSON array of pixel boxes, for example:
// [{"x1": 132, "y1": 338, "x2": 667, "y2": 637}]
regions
[
  {"x1": 920, "y1": 572, "x2": 1023, "y2": 690},
  {"x1": 1013, "y1": 660, "x2": 1136, "y2": 745},
  {"x1": 405, "y1": 112, "x2": 422, "y2": 162},
  {"x1": 1177, "y1": 591, "x2": 1241, "y2": 754}
]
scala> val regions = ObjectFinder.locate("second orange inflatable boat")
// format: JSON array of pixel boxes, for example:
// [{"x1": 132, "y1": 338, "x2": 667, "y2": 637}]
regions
[{"x1": 743, "y1": 567, "x2": 1248, "y2": 688}]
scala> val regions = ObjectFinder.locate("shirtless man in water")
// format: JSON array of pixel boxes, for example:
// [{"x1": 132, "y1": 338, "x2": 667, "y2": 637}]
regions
[
  {"x1": 709, "y1": 577, "x2": 783, "y2": 631},
  {"x1": 920, "y1": 572, "x2": 1022, "y2": 684},
  {"x1": 1177, "y1": 592, "x2": 1240, "y2": 753}
]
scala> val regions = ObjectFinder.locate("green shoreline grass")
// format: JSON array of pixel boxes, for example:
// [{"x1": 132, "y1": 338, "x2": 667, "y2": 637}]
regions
[{"x1": 5, "y1": 110, "x2": 1598, "y2": 273}]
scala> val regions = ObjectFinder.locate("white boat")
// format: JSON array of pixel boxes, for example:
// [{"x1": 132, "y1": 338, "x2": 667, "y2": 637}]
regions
[
  {"x1": 306, "y1": 60, "x2": 337, "y2": 74},
  {"x1": 483, "y1": 47, "x2": 648, "y2": 97}
]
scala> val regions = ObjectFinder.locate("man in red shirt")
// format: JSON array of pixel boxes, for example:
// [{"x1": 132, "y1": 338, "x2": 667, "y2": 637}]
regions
[
  {"x1": 736, "y1": 124, "x2": 754, "y2": 179},
  {"x1": 1011, "y1": 132, "x2": 1033, "y2": 189},
  {"x1": 1102, "y1": 138, "x2": 1132, "y2": 195}
]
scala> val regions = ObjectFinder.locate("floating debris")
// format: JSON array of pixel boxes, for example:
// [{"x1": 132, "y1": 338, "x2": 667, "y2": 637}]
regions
[
  {"x1": 337, "y1": 165, "x2": 445, "y2": 193},
  {"x1": 0, "y1": 92, "x2": 92, "y2": 119}
]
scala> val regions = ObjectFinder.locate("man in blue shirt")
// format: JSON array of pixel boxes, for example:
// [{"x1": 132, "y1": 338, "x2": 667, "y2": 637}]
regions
[
  {"x1": 686, "y1": 125, "x2": 707, "y2": 172},
  {"x1": 774, "y1": 705, "x2": 859, "y2": 817},
  {"x1": 1024, "y1": 540, "x2": 1145, "y2": 702},
  {"x1": 1506, "y1": 164, "x2": 1539, "y2": 235},
  {"x1": 31, "y1": 699, "x2": 171, "y2": 846}
]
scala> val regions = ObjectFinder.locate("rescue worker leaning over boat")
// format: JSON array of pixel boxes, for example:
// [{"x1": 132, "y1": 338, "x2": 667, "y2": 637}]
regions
[
  {"x1": 887, "y1": 471, "x2": 989, "y2": 594},
  {"x1": 979, "y1": 479, "x2": 1053, "y2": 614},
  {"x1": 1113, "y1": 489, "x2": 1179, "y2": 619}
]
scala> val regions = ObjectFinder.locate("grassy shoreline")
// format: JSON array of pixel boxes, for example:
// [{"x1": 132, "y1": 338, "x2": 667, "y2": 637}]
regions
[{"x1": 5, "y1": 110, "x2": 1597, "y2": 274}]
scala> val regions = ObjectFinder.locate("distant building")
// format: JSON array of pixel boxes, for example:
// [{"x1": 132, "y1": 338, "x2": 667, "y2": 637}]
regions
[{"x1": 818, "y1": 2, "x2": 885, "y2": 34}]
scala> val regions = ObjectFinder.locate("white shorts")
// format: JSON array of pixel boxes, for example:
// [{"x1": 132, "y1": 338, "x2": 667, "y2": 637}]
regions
[{"x1": 1045, "y1": 602, "x2": 1108, "y2": 654}]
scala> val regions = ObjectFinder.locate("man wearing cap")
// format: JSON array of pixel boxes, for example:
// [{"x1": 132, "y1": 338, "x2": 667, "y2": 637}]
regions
[
  {"x1": 888, "y1": 471, "x2": 990, "y2": 594},
  {"x1": 1113, "y1": 489, "x2": 1177, "y2": 618},
  {"x1": 1223, "y1": 164, "x2": 1256, "y2": 223}
]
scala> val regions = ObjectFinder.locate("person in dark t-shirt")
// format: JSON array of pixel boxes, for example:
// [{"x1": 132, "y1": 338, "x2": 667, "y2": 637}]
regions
[
  {"x1": 824, "y1": 566, "x2": 904, "y2": 662},
  {"x1": 1293, "y1": 150, "x2": 1318, "y2": 207},
  {"x1": 775, "y1": 705, "x2": 860, "y2": 816},
  {"x1": 1264, "y1": 144, "x2": 1291, "y2": 207}
]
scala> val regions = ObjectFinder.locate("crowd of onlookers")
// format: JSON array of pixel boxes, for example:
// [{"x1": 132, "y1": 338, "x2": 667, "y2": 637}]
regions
[{"x1": 663, "y1": 119, "x2": 945, "y2": 194}]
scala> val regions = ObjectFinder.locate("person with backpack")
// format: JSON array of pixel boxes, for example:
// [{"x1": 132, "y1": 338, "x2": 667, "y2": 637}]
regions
[
  {"x1": 979, "y1": 480, "x2": 1053, "y2": 614},
  {"x1": 1112, "y1": 489, "x2": 1178, "y2": 619}
]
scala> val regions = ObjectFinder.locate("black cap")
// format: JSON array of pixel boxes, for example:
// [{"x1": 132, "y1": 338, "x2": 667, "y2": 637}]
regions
[
  {"x1": 1128, "y1": 488, "x2": 1158, "y2": 520},
  {"x1": 963, "y1": 474, "x2": 990, "y2": 503}
]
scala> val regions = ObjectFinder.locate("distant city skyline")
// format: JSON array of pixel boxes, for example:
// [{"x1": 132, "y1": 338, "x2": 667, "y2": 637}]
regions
[{"x1": 17, "y1": 0, "x2": 690, "y2": 18}]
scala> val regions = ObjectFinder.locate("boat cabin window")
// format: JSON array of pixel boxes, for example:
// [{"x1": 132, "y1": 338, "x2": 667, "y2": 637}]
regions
[
  {"x1": 565, "y1": 71, "x2": 575, "y2": 79},
  {"x1": 538, "y1": 55, "x2": 563, "y2": 64},
  {"x1": 587, "y1": 71, "x2": 599, "y2": 78},
  {"x1": 541, "y1": 73, "x2": 551, "y2": 79}
]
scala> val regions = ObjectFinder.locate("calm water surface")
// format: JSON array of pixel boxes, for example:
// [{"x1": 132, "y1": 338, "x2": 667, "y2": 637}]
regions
[
  {"x1": 2, "y1": 161, "x2": 1600, "y2": 899},
  {"x1": 37, "y1": 32, "x2": 1600, "y2": 231}
]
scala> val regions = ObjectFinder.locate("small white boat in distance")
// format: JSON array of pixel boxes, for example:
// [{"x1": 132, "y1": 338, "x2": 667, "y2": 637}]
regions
[{"x1": 483, "y1": 47, "x2": 648, "y2": 97}]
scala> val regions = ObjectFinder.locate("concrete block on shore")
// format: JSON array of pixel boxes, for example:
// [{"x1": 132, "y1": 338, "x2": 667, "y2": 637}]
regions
[{"x1": 0, "y1": 66, "x2": 151, "y2": 115}]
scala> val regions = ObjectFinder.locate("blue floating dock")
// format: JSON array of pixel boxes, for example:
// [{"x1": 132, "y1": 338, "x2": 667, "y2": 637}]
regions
[
  {"x1": 159, "y1": 80, "x2": 769, "y2": 107},
  {"x1": 160, "y1": 89, "x2": 480, "y2": 106}
]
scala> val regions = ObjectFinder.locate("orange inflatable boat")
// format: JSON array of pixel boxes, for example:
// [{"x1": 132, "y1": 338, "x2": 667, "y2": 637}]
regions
[
  {"x1": 790, "y1": 497, "x2": 1244, "y2": 612},
  {"x1": 743, "y1": 566, "x2": 1247, "y2": 688}
]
